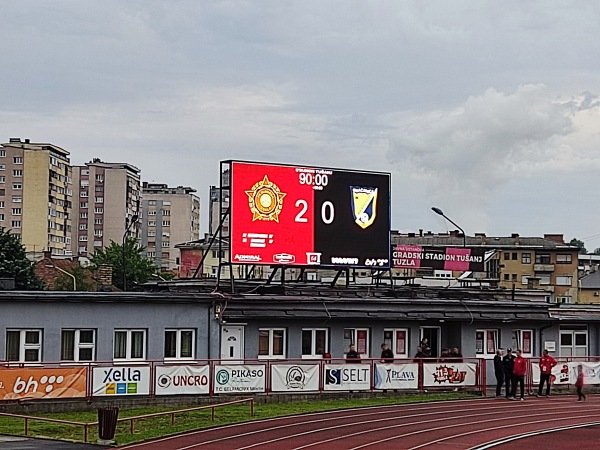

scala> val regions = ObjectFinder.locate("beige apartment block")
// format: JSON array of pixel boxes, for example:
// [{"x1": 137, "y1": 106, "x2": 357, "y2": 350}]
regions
[
  {"x1": 71, "y1": 160, "x2": 141, "y2": 256},
  {"x1": 0, "y1": 138, "x2": 72, "y2": 255},
  {"x1": 141, "y1": 183, "x2": 200, "y2": 272}
]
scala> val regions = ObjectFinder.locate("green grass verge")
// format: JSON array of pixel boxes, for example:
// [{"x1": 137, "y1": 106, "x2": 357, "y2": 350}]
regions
[{"x1": 0, "y1": 392, "x2": 476, "y2": 446}]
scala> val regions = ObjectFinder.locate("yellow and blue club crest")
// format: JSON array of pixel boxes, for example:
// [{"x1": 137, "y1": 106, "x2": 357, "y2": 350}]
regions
[{"x1": 350, "y1": 186, "x2": 378, "y2": 229}]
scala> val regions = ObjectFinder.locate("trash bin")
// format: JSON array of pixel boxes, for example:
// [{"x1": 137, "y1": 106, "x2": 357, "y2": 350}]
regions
[{"x1": 98, "y1": 406, "x2": 119, "y2": 442}]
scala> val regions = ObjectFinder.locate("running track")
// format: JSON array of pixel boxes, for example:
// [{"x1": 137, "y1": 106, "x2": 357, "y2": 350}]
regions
[{"x1": 122, "y1": 395, "x2": 600, "y2": 449}]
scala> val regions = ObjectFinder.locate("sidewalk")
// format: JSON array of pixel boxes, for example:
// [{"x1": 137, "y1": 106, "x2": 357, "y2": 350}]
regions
[{"x1": 0, "y1": 435, "x2": 108, "y2": 449}]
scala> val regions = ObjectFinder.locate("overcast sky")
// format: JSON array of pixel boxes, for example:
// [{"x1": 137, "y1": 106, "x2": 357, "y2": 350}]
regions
[{"x1": 2, "y1": 1, "x2": 600, "y2": 249}]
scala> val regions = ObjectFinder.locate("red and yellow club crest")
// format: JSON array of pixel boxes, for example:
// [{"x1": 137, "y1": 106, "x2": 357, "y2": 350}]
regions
[{"x1": 245, "y1": 175, "x2": 286, "y2": 222}]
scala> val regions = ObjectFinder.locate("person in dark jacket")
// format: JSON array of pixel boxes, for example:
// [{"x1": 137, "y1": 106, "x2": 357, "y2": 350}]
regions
[
  {"x1": 494, "y1": 348, "x2": 504, "y2": 398},
  {"x1": 502, "y1": 348, "x2": 515, "y2": 398},
  {"x1": 345, "y1": 344, "x2": 360, "y2": 363},
  {"x1": 511, "y1": 349, "x2": 527, "y2": 400},
  {"x1": 380, "y1": 343, "x2": 394, "y2": 363},
  {"x1": 413, "y1": 346, "x2": 426, "y2": 362}
]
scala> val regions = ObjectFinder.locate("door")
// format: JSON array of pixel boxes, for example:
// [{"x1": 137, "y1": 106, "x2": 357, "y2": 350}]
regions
[
  {"x1": 420, "y1": 327, "x2": 441, "y2": 358},
  {"x1": 220, "y1": 325, "x2": 244, "y2": 361}
]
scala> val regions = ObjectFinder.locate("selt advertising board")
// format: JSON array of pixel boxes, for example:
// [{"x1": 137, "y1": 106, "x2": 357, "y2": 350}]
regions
[{"x1": 229, "y1": 161, "x2": 391, "y2": 268}]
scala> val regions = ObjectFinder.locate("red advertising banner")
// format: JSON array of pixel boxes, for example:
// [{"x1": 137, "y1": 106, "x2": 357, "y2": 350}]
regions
[
  {"x1": 0, "y1": 367, "x2": 87, "y2": 400},
  {"x1": 393, "y1": 245, "x2": 485, "y2": 272}
]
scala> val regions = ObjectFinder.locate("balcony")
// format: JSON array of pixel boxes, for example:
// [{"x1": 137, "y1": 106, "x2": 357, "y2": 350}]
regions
[{"x1": 534, "y1": 264, "x2": 555, "y2": 272}]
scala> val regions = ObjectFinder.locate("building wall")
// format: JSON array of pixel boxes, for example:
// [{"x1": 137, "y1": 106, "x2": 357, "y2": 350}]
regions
[{"x1": 0, "y1": 299, "x2": 212, "y2": 361}]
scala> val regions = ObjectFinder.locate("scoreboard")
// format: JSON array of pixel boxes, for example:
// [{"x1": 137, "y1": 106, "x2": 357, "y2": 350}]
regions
[{"x1": 229, "y1": 161, "x2": 391, "y2": 268}]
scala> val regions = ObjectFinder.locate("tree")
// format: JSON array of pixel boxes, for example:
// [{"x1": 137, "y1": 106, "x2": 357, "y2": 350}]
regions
[
  {"x1": 593, "y1": 248, "x2": 600, "y2": 256},
  {"x1": 569, "y1": 238, "x2": 587, "y2": 254},
  {"x1": 0, "y1": 227, "x2": 43, "y2": 290},
  {"x1": 53, "y1": 265, "x2": 94, "y2": 291},
  {"x1": 89, "y1": 238, "x2": 158, "y2": 291}
]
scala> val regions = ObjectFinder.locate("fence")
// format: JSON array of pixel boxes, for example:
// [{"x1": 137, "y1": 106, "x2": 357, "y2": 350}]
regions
[{"x1": 0, "y1": 358, "x2": 485, "y2": 402}]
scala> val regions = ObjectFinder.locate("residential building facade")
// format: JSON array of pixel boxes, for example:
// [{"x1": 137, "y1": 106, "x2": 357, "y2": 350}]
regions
[
  {"x1": 71, "y1": 160, "x2": 141, "y2": 256},
  {"x1": 0, "y1": 137, "x2": 72, "y2": 255},
  {"x1": 140, "y1": 182, "x2": 201, "y2": 271}
]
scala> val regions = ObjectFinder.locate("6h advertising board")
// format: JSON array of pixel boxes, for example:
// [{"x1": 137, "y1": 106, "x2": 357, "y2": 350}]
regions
[{"x1": 229, "y1": 161, "x2": 391, "y2": 268}]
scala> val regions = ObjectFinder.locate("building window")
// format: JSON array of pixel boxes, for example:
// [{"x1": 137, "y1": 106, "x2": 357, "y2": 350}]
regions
[
  {"x1": 148, "y1": 200, "x2": 156, "y2": 206},
  {"x1": 301, "y1": 328, "x2": 328, "y2": 358},
  {"x1": 0, "y1": 201, "x2": 3, "y2": 208},
  {"x1": 80, "y1": 202, "x2": 88, "y2": 208},
  {"x1": 0, "y1": 150, "x2": 5, "y2": 157},
  {"x1": 11, "y1": 220, "x2": 21, "y2": 228},
  {"x1": 535, "y1": 253, "x2": 551, "y2": 264},
  {"x1": 521, "y1": 274, "x2": 530, "y2": 285},
  {"x1": 258, "y1": 328, "x2": 285, "y2": 358},
  {"x1": 212, "y1": 250, "x2": 225, "y2": 259},
  {"x1": 94, "y1": 207, "x2": 103, "y2": 214},
  {"x1": 12, "y1": 169, "x2": 22, "y2": 177},
  {"x1": 114, "y1": 329, "x2": 146, "y2": 360},
  {"x1": 559, "y1": 327, "x2": 587, "y2": 357},
  {"x1": 147, "y1": 231, "x2": 156, "y2": 237},
  {"x1": 95, "y1": 197, "x2": 103, "y2": 203},
  {"x1": 511, "y1": 274, "x2": 518, "y2": 282},
  {"x1": 538, "y1": 274, "x2": 551, "y2": 285},
  {"x1": 12, "y1": 196, "x2": 22, "y2": 203},
  {"x1": 61, "y1": 329, "x2": 95, "y2": 362},
  {"x1": 164, "y1": 329, "x2": 195, "y2": 359},
  {"x1": 0, "y1": 176, "x2": 4, "y2": 183},
  {"x1": 511, "y1": 330, "x2": 533, "y2": 356},
  {"x1": 383, "y1": 328, "x2": 409, "y2": 358},
  {"x1": 521, "y1": 253, "x2": 531, "y2": 264},
  {"x1": 13, "y1": 156, "x2": 23, "y2": 164},
  {"x1": 161, "y1": 241, "x2": 170, "y2": 247},
  {"x1": 343, "y1": 328, "x2": 369, "y2": 357},
  {"x1": 503, "y1": 252, "x2": 510, "y2": 260},
  {"x1": 79, "y1": 224, "x2": 87, "y2": 230},
  {"x1": 511, "y1": 252, "x2": 517, "y2": 260},
  {"x1": 0, "y1": 164, "x2": 5, "y2": 170},
  {"x1": 162, "y1": 210, "x2": 171, "y2": 216},
  {"x1": 11, "y1": 208, "x2": 21, "y2": 215},
  {"x1": 556, "y1": 254, "x2": 572, "y2": 264},
  {"x1": 0, "y1": 214, "x2": 4, "y2": 221},
  {"x1": 80, "y1": 212, "x2": 87, "y2": 218},
  {"x1": 148, "y1": 221, "x2": 156, "y2": 227},
  {"x1": 503, "y1": 274, "x2": 510, "y2": 281},
  {"x1": 556, "y1": 275, "x2": 573, "y2": 286},
  {"x1": 475, "y1": 329, "x2": 498, "y2": 357},
  {"x1": 80, "y1": 191, "x2": 89, "y2": 197},
  {"x1": 6, "y1": 329, "x2": 42, "y2": 362},
  {"x1": 79, "y1": 235, "x2": 88, "y2": 241},
  {"x1": 12, "y1": 183, "x2": 22, "y2": 190},
  {"x1": 148, "y1": 210, "x2": 157, "y2": 215},
  {"x1": 162, "y1": 221, "x2": 170, "y2": 227},
  {"x1": 94, "y1": 218, "x2": 103, "y2": 224},
  {"x1": 556, "y1": 296, "x2": 573, "y2": 304}
]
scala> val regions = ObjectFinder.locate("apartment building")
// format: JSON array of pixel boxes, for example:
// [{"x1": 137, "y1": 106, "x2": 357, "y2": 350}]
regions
[
  {"x1": 0, "y1": 137, "x2": 72, "y2": 255},
  {"x1": 71, "y1": 160, "x2": 141, "y2": 256},
  {"x1": 140, "y1": 183, "x2": 200, "y2": 271},
  {"x1": 392, "y1": 231, "x2": 579, "y2": 303}
]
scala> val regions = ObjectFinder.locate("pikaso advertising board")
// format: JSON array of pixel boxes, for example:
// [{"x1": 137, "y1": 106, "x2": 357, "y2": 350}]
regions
[{"x1": 229, "y1": 161, "x2": 391, "y2": 268}]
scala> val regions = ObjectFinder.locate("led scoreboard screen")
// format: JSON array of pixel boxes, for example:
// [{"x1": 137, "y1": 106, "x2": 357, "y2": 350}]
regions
[{"x1": 229, "y1": 161, "x2": 390, "y2": 268}]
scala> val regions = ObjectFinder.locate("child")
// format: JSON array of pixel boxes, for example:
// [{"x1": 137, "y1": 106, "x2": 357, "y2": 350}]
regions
[{"x1": 576, "y1": 364, "x2": 587, "y2": 401}]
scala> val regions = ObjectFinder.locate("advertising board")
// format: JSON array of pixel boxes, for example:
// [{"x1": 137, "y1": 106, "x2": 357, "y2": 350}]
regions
[
  {"x1": 393, "y1": 245, "x2": 485, "y2": 272},
  {"x1": 92, "y1": 366, "x2": 151, "y2": 396},
  {"x1": 0, "y1": 367, "x2": 86, "y2": 400},
  {"x1": 155, "y1": 365, "x2": 210, "y2": 395},
  {"x1": 229, "y1": 161, "x2": 390, "y2": 268},
  {"x1": 213, "y1": 365, "x2": 266, "y2": 393}
]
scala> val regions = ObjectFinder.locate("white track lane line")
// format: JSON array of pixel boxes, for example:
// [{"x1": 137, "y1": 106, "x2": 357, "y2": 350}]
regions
[
  {"x1": 121, "y1": 398, "x2": 491, "y2": 449},
  {"x1": 346, "y1": 412, "x2": 598, "y2": 450},
  {"x1": 470, "y1": 421, "x2": 600, "y2": 450},
  {"x1": 230, "y1": 404, "x2": 595, "y2": 450}
]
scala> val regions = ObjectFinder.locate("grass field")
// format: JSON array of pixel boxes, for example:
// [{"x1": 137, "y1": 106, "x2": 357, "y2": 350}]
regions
[{"x1": 0, "y1": 392, "x2": 475, "y2": 446}]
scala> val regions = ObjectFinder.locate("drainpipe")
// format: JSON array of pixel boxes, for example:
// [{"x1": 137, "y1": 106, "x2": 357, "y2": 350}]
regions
[{"x1": 539, "y1": 323, "x2": 553, "y2": 356}]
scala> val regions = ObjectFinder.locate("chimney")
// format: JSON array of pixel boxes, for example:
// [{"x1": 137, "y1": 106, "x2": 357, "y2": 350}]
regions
[
  {"x1": 419, "y1": 229, "x2": 423, "y2": 237},
  {"x1": 544, "y1": 234, "x2": 564, "y2": 243},
  {"x1": 475, "y1": 232, "x2": 487, "y2": 244},
  {"x1": 96, "y1": 264, "x2": 113, "y2": 288},
  {"x1": 511, "y1": 233, "x2": 520, "y2": 244}
]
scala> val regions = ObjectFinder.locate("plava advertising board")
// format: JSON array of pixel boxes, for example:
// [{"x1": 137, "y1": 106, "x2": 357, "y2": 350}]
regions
[
  {"x1": 92, "y1": 366, "x2": 150, "y2": 396},
  {"x1": 0, "y1": 367, "x2": 86, "y2": 400},
  {"x1": 155, "y1": 365, "x2": 210, "y2": 395},
  {"x1": 213, "y1": 365, "x2": 266, "y2": 393},
  {"x1": 374, "y1": 363, "x2": 419, "y2": 390},
  {"x1": 271, "y1": 364, "x2": 320, "y2": 392},
  {"x1": 229, "y1": 161, "x2": 391, "y2": 268},
  {"x1": 393, "y1": 245, "x2": 485, "y2": 272},
  {"x1": 323, "y1": 364, "x2": 371, "y2": 391}
]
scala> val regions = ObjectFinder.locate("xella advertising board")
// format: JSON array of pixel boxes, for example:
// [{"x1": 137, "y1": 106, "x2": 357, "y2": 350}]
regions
[
  {"x1": 0, "y1": 367, "x2": 86, "y2": 400},
  {"x1": 92, "y1": 366, "x2": 150, "y2": 396}
]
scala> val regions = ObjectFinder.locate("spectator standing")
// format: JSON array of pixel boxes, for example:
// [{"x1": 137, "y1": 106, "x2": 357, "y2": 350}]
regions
[
  {"x1": 537, "y1": 349, "x2": 557, "y2": 397},
  {"x1": 494, "y1": 349, "x2": 504, "y2": 398},
  {"x1": 414, "y1": 346, "x2": 426, "y2": 362},
  {"x1": 420, "y1": 338, "x2": 432, "y2": 357},
  {"x1": 450, "y1": 347, "x2": 463, "y2": 362},
  {"x1": 511, "y1": 349, "x2": 527, "y2": 400},
  {"x1": 380, "y1": 343, "x2": 394, "y2": 363},
  {"x1": 575, "y1": 364, "x2": 587, "y2": 401},
  {"x1": 502, "y1": 348, "x2": 515, "y2": 399},
  {"x1": 345, "y1": 344, "x2": 360, "y2": 363}
]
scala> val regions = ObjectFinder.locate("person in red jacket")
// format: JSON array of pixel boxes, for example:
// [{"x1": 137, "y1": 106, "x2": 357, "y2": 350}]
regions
[
  {"x1": 537, "y1": 349, "x2": 557, "y2": 397},
  {"x1": 511, "y1": 349, "x2": 527, "y2": 400},
  {"x1": 576, "y1": 364, "x2": 586, "y2": 401}
]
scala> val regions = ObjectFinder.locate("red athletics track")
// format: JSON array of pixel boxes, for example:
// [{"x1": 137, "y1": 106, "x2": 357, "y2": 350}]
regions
[{"x1": 121, "y1": 395, "x2": 600, "y2": 449}]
